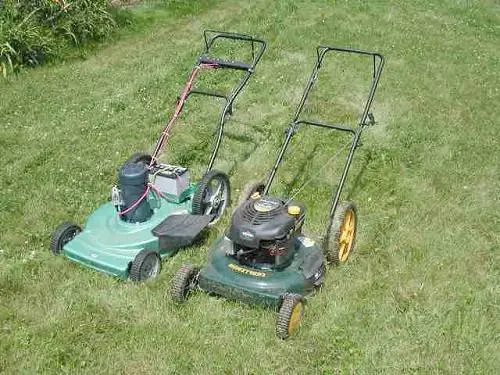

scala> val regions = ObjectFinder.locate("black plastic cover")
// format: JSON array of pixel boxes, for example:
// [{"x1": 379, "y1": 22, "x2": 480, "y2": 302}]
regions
[
  {"x1": 152, "y1": 214, "x2": 214, "y2": 250},
  {"x1": 228, "y1": 196, "x2": 295, "y2": 248},
  {"x1": 299, "y1": 247, "x2": 324, "y2": 280}
]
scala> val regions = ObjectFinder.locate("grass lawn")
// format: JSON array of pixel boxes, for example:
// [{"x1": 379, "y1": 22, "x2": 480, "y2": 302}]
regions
[{"x1": 0, "y1": 0, "x2": 498, "y2": 373}]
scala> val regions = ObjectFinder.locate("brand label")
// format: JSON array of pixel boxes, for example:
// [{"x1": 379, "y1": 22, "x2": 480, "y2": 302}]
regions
[
  {"x1": 228, "y1": 263, "x2": 266, "y2": 277},
  {"x1": 240, "y1": 230, "x2": 255, "y2": 239}
]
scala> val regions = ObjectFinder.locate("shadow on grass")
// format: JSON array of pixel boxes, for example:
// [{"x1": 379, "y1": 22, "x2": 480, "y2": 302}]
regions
[
  {"x1": 283, "y1": 143, "x2": 321, "y2": 197},
  {"x1": 344, "y1": 148, "x2": 374, "y2": 201}
]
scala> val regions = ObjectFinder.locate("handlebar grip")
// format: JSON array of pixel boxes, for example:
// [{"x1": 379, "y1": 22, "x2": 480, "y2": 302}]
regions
[{"x1": 199, "y1": 56, "x2": 252, "y2": 71}]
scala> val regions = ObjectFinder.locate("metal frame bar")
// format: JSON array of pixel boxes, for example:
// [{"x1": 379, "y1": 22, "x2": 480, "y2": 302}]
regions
[
  {"x1": 263, "y1": 45, "x2": 384, "y2": 235},
  {"x1": 152, "y1": 30, "x2": 266, "y2": 171},
  {"x1": 201, "y1": 30, "x2": 266, "y2": 171}
]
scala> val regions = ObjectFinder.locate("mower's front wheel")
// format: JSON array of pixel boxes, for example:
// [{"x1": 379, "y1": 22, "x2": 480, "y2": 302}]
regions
[
  {"x1": 170, "y1": 264, "x2": 199, "y2": 302},
  {"x1": 50, "y1": 222, "x2": 81, "y2": 255},
  {"x1": 276, "y1": 293, "x2": 304, "y2": 339},
  {"x1": 326, "y1": 201, "x2": 357, "y2": 265},
  {"x1": 192, "y1": 170, "x2": 230, "y2": 226},
  {"x1": 129, "y1": 249, "x2": 161, "y2": 282}
]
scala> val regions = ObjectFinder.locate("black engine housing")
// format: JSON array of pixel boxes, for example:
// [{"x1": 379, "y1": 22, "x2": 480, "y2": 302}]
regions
[{"x1": 228, "y1": 196, "x2": 305, "y2": 268}]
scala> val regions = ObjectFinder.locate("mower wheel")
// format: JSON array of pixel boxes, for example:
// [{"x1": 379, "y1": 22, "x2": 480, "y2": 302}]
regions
[
  {"x1": 50, "y1": 222, "x2": 81, "y2": 255},
  {"x1": 127, "y1": 152, "x2": 153, "y2": 166},
  {"x1": 237, "y1": 180, "x2": 265, "y2": 206},
  {"x1": 129, "y1": 249, "x2": 161, "y2": 282},
  {"x1": 276, "y1": 293, "x2": 304, "y2": 339},
  {"x1": 326, "y1": 201, "x2": 357, "y2": 265},
  {"x1": 192, "y1": 170, "x2": 230, "y2": 226},
  {"x1": 170, "y1": 264, "x2": 199, "y2": 302}
]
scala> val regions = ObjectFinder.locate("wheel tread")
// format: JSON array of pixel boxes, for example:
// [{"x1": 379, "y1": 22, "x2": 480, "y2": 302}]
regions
[
  {"x1": 276, "y1": 293, "x2": 303, "y2": 339},
  {"x1": 50, "y1": 222, "x2": 81, "y2": 255},
  {"x1": 129, "y1": 249, "x2": 161, "y2": 282},
  {"x1": 171, "y1": 264, "x2": 198, "y2": 302},
  {"x1": 326, "y1": 201, "x2": 357, "y2": 264},
  {"x1": 191, "y1": 170, "x2": 230, "y2": 224}
]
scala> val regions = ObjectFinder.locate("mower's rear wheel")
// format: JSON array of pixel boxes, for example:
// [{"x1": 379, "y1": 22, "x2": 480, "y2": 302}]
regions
[
  {"x1": 326, "y1": 201, "x2": 357, "y2": 265},
  {"x1": 50, "y1": 222, "x2": 81, "y2": 255},
  {"x1": 129, "y1": 249, "x2": 161, "y2": 282},
  {"x1": 192, "y1": 170, "x2": 230, "y2": 226},
  {"x1": 170, "y1": 264, "x2": 199, "y2": 302}
]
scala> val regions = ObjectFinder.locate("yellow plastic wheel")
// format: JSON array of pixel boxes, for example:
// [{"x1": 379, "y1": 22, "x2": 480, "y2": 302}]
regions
[
  {"x1": 276, "y1": 294, "x2": 304, "y2": 339},
  {"x1": 326, "y1": 201, "x2": 357, "y2": 264}
]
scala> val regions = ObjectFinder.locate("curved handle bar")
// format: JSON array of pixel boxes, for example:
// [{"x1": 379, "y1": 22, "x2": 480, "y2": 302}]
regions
[
  {"x1": 314, "y1": 46, "x2": 385, "y2": 129},
  {"x1": 264, "y1": 45, "x2": 385, "y2": 196},
  {"x1": 316, "y1": 45, "x2": 384, "y2": 66},
  {"x1": 203, "y1": 29, "x2": 267, "y2": 69}
]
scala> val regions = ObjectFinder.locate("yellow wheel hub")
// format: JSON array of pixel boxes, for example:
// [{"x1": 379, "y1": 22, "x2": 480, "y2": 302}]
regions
[
  {"x1": 288, "y1": 301, "x2": 304, "y2": 334},
  {"x1": 338, "y1": 209, "x2": 355, "y2": 262}
]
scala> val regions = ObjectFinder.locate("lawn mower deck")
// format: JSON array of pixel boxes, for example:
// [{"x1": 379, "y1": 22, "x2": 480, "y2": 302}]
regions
[
  {"x1": 195, "y1": 232, "x2": 323, "y2": 308},
  {"x1": 171, "y1": 45, "x2": 384, "y2": 339},
  {"x1": 61, "y1": 189, "x2": 204, "y2": 279},
  {"x1": 51, "y1": 30, "x2": 266, "y2": 281}
]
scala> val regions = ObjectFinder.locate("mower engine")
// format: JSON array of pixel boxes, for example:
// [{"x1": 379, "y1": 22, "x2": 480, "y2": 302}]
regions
[
  {"x1": 114, "y1": 161, "x2": 190, "y2": 224},
  {"x1": 116, "y1": 161, "x2": 153, "y2": 223},
  {"x1": 227, "y1": 196, "x2": 305, "y2": 269}
]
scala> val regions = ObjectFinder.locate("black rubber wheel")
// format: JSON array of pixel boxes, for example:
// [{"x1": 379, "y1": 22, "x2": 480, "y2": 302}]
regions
[
  {"x1": 170, "y1": 264, "x2": 199, "y2": 302},
  {"x1": 237, "y1": 180, "x2": 265, "y2": 206},
  {"x1": 276, "y1": 293, "x2": 304, "y2": 339},
  {"x1": 129, "y1": 249, "x2": 161, "y2": 282},
  {"x1": 127, "y1": 152, "x2": 153, "y2": 166},
  {"x1": 191, "y1": 170, "x2": 230, "y2": 226},
  {"x1": 326, "y1": 201, "x2": 357, "y2": 265},
  {"x1": 50, "y1": 222, "x2": 81, "y2": 255}
]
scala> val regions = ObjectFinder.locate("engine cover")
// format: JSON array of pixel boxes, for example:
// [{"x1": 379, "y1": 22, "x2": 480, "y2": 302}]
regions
[{"x1": 229, "y1": 196, "x2": 296, "y2": 249}]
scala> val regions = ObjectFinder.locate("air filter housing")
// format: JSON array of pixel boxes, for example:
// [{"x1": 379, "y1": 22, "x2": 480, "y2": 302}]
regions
[{"x1": 229, "y1": 196, "x2": 295, "y2": 248}]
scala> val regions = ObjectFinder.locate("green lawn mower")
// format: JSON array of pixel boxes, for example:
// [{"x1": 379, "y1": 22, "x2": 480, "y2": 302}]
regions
[
  {"x1": 50, "y1": 30, "x2": 266, "y2": 281},
  {"x1": 170, "y1": 45, "x2": 384, "y2": 338}
]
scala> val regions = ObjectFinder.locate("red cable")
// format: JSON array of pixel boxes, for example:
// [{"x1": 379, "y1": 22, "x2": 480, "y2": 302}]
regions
[
  {"x1": 150, "y1": 62, "x2": 219, "y2": 166},
  {"x1": 120, "y1": 61, "x2": 219, "y2": 217}
]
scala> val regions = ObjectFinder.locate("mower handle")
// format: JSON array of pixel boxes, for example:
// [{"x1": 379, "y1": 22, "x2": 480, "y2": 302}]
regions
[
  {"x1": 264, "y1": 44, "x2": 385, "y2": 202},
  {"x1": 198, "y1": 56, "x2": 251, "y2": 71},
  {"x1": 202, "y1": 29, "x2": 267, "y2": 70},
  {"x1": 289, "y1": 45, "x2": 385, "y2": 125},
  {"x1": 316, "y1": 45, "x2": 384, "y2": 67}
]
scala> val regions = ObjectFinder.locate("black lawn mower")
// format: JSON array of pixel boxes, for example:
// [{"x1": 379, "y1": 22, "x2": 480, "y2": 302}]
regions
[{"x1": 170, "y1": 45, "x2": 384, "y2": 338}]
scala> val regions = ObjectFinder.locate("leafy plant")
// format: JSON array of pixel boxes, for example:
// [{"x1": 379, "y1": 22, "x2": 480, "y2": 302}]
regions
[{"x1": 0, "y1": 0, "x2": 120, "y2": 77}]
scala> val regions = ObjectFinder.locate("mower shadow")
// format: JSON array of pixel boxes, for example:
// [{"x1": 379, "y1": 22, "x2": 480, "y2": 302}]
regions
[
  {"x1": 344, "y1": 148, "x2": 374, "y2": 201},
  {"x1": 283, "y1": 144, "x2": 321, "y2": 198},
  {"x1": 216, "y1": 130, "x2": 260, "y2": 175},
  {"x1": 192, "y1": 228, "x2": 212, "y2": 248},
  {"x1": 171, "y1": 228, "x2": 212, "y2": 257}
]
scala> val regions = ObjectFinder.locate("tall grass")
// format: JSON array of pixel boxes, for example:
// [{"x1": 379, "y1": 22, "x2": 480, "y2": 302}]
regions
[{"x1": 0, "y1": 0, "x2": 123, "y2": 77}]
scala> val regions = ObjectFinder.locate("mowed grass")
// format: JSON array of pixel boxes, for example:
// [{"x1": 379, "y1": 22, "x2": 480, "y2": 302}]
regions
[{"x1": 1, "y1": 0, "x2": 499, "y2": 373}]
